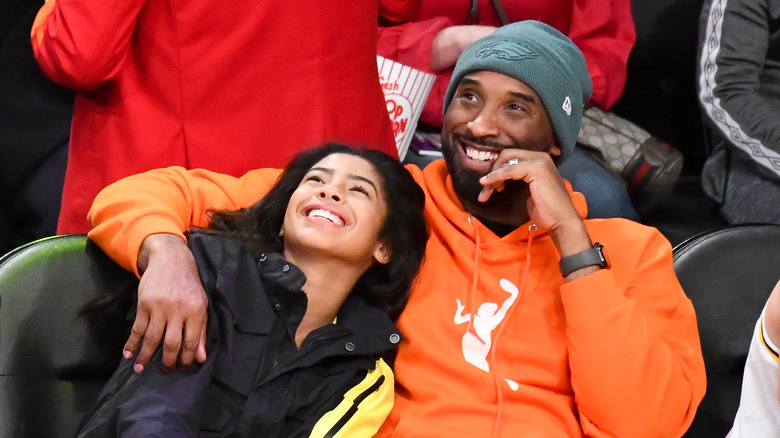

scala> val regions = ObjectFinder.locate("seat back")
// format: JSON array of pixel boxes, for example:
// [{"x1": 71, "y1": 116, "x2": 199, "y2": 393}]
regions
[
  {"x1": 673, "y1": 224, "x2": 780, "y2": 437},
  {"x1": 0, "y1": 235, "x2": 138, "y2": 437}
]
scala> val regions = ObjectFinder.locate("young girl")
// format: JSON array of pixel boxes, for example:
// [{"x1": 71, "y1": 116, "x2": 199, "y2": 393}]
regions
[{"x1": 77, "y1": 143, "x2": 428, "y2": 437}]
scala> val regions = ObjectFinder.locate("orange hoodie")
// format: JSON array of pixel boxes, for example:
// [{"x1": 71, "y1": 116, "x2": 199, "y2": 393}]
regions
[{"x1": 88, "y1": 160, "x2": 706, "y2": 437}]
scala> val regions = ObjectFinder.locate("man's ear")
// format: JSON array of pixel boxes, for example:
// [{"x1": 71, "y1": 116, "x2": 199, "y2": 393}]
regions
[
  {"x1": 373, "y1": 241, "x2": 392, "y2": 265},
  {"x1": 548, "y1": 142, "x2": 562, "y2": 158}
]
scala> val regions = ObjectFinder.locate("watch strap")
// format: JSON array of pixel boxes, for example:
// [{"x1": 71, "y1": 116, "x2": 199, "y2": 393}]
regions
[{"x1": 559, "y1": 243, "x2": 607, "y2": 277}]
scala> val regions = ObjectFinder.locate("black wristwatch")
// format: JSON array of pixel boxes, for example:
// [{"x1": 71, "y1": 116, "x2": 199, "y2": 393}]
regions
[{"x1": 559, "y1": 243, "x2": 609, "y2": 277}]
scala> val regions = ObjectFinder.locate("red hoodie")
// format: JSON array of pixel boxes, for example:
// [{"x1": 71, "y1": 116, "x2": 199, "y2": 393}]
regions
[
  {"x1": 88, "y1": 160, "x2": 706, "y2": 437},
  {"x1": 31, "y1": 0, "x2": 419, "y2": 233}
]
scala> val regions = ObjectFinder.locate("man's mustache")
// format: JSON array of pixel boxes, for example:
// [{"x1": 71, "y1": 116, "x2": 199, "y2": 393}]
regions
[{"x1": 452, "y1": 132, "x2": 516, "y2": 151}]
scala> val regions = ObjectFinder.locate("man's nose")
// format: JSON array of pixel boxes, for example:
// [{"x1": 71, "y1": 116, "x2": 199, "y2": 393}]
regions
[{"x1": 466, "y1": 109, "x2": 500, "y2": 137}]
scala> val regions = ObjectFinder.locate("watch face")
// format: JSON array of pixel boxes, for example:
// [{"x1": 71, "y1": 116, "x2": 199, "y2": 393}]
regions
[{"x1": 595, "y1": 243, "x2": 609, "y2": 268}]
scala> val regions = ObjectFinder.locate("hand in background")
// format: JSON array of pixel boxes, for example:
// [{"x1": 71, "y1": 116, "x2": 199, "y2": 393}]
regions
[{"x1": 431, "y1": 25, "x2": 496, "y2": 72}]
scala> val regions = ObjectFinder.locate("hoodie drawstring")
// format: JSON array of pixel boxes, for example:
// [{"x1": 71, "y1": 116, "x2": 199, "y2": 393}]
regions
[
  {"x1": 492, "y1": 223, "x2": 537, "y2": 438},
  {"x1": 466, "y1": 218, "x2": 537, "y2": 437},
  {"x1": 466, "y1": 216, "x2": 486, "y2": 343}
]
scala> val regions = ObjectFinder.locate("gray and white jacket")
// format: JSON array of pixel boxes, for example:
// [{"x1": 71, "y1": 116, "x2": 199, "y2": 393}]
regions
[{"x1": 698, "y1": 0, "x2": 780, "y2": 224}]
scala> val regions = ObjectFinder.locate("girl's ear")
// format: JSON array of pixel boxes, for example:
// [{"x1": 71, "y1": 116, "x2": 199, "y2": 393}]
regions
[{"x1": 373, "y1": 241, "x2": 392, "y2": 265}]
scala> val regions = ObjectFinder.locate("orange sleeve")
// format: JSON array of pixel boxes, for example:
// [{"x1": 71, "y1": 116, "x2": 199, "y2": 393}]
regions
[
  {"x1": 87, "y1": 166, "x2": 282, "y2": 276},
  {"x1": 561, "y1": 230, "x2": 706, "y2": 437}
]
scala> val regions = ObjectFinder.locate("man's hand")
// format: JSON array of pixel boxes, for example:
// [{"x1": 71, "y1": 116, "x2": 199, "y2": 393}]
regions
[
  {"x1": 127, "y1": 233, "x2": 208, "y2": 373},
  {"x1": 478, "y1": 151, "x2": 594, "y2": 265},
  {"x1": 431, "y1": 25, "x2": 496, "y2": 72}
]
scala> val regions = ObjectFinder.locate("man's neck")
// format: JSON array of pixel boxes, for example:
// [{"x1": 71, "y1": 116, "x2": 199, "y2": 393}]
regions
[
  {"x1": 476, "y1": 216, "x2": 518, "y2": 237},
  {"x1": 459, "y1": 195, "x2": 530, "y2": 231}
]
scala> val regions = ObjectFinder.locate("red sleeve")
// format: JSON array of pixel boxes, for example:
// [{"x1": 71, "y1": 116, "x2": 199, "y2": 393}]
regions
[
  {"x1": 568, "y1": 0, "x2": 636, "y2": 110},
  {"x1": 379, "y1": 0, "x2": 423, "y2": 22},
  {"x1": 30, "y1": 0, "x2": 148, "y2": 90}
]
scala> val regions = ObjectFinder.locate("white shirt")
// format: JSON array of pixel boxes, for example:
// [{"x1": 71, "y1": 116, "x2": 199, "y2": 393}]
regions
[{"x1": 727, "y1": 308, "x2": 780, "y2": 437}]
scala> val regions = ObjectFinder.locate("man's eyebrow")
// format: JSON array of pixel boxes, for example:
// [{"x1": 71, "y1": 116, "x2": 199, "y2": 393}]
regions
[
  {"x1": 458, "y1": 77, "x2": 480, "y2": 87},
  {"x1": 308, "y1": 167, "x2": 378, "y2": 193},
  {"x1": 508, "y1": 91, "x2": 537, "y2": 104},
  {"x1": 459, "y1": 76, "x2": 538, "y2": 104}
]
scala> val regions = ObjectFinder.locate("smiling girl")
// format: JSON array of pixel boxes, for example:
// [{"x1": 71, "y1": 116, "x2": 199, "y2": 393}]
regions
[{"x1": 77, "y1": 143, "x2": 428, "y2": 437}]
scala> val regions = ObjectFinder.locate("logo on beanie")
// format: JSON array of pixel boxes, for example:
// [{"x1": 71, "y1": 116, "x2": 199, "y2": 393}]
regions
[
  {"x1": 475, "y1": 41, "x2": 539, "y2": 60},
  {"x1": 562, "y1": 96, "x2": 572, "y2": 116}
]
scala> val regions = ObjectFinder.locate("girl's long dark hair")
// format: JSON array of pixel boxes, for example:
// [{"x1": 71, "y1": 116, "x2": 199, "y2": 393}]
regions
[
  {"x1": 203, "y1": 143, "x2": 428, "y2": 320},
  {"x1": 81, "y1": 144, "x2": 427, "y2": 356}
]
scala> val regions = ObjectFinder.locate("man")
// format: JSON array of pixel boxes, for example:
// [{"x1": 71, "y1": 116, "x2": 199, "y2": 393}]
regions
[
  {"x1": 88, "y1": 21, "x2": 706, "y2": 436},
  {"x1": 377, "y1": 0, "x2": 641, "y2": 221}
]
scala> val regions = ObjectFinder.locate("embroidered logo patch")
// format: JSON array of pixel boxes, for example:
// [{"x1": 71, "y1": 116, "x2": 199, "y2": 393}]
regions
[
  {"x1": 562, "y1": 96, "x2": 572, "y2": 116},
  {"x1": 475, "y1": 41, "x2": 539, "y2": 61}
]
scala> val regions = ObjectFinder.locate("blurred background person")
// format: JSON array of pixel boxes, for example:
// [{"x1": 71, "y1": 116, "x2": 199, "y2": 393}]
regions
[{"x1": 31, "y1": 0, "x2": 421, "y2": 233}]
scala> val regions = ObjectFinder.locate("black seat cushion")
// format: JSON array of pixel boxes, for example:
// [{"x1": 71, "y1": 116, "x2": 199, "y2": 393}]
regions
[
  {"x1": 0, "y1": 235, "x2": 137, "y2": 436},
  {"x1": 674, "y1": 224, "x2": 780, "y2": 437}
]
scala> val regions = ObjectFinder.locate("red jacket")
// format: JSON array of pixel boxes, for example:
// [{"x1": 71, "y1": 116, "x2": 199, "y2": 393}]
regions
[
  {"x1": 32, "y1": 0, "x2": 420, "y2": 233},
  {"x1": 378, "y1": 0, "x2": 636, "y2": 126}
]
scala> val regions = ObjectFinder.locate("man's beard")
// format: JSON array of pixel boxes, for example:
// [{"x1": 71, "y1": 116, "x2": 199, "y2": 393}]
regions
[{"x1": 442, "y1": 133, "x2": 531, "y2": 220}]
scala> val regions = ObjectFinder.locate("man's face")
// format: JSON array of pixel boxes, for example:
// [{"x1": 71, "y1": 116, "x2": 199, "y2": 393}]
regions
[{"x1": 441, "y1": 70, "x2": 561, "y2": 218}]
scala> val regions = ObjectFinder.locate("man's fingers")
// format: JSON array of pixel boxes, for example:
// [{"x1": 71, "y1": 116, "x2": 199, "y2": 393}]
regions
[
  {"x1": 478, "y1": 186, "x2": 495, "y2": 203},
  {"x1": 478, "y1": 162, "x2": 516, "y2": 202},
  {"x1": 160, "y1": 318, "x2": 184, "y2": 372},
  {"x1": 134, "y1": 314, "x2": 166, "y2": 373},
  {"x1": 196, "y1": 322, "x2": 208, "y2": 364},
  {"x1": 481, "y1": 159, "x2": 529, "y2": 184},
  {"x1": 124, "y1": 309, "x2": 149, "y2": 359},
  {"x1": 179, "y1": 311, "x2": 207, "y2": 368}
]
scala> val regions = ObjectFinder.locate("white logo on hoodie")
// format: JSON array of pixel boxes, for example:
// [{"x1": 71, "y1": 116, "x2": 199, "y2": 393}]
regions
[{"x1": 455, "y1": 279, "x2": 519, "y2": 390}]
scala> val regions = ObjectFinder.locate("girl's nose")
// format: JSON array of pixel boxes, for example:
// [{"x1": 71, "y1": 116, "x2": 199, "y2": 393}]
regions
[{"x1": 318, "y1": 189, "x2": 341, "y2": 202}]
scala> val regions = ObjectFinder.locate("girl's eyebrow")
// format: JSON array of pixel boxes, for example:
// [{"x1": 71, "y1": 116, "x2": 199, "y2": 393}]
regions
[{"x1": 308, "y1": 167, "x2": 378, "y2": 193}]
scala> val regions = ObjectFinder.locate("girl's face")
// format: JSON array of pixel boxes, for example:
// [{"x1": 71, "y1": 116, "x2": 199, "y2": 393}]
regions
[{"x1": 281, "y1": 153, "x2": 391, "y2": 269}]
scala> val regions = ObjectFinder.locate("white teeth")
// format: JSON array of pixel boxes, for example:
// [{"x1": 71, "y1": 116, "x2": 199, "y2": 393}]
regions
[
  {"x1": 465, "y1": 147, "x2": 498, "y2": 162},
  {"x1": 308, "y1": 208, "x2": 344, "y2": 225}
]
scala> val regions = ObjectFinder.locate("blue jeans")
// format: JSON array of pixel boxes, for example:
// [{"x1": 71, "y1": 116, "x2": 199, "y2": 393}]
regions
[{"x1": 559, "y1": 147, "x2": 640, "y2": 221}]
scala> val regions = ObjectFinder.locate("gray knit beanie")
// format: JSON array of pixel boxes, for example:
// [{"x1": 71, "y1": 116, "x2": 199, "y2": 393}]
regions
[{"x1": 443, "y1": 20, "x2": 592, "y2": 162}]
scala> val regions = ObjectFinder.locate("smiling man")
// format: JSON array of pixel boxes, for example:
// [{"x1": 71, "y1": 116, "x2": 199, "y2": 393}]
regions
[{"x1": 86, "y1": 21, "x2": 706, "y2": 437}]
